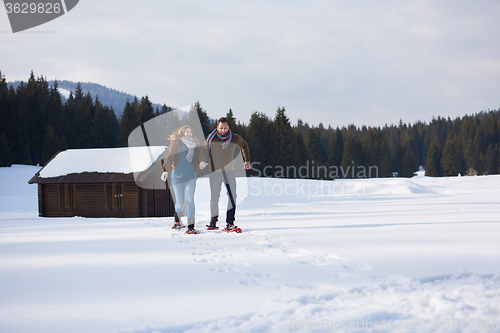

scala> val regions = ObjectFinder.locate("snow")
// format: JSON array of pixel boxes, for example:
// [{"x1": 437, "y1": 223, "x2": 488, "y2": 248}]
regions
[
  {"x1": 176, "y1": 105, "x2": 193, "y2": 112},
  {"x1": 57, "y1": 87, "x2": 72, "y2": 99},
  {"x1": 38, "y1": 147, "x2": 167, "y2": 178},
  {"x1": 1, "y1": 165, "x2": 500, "y2": 333}
]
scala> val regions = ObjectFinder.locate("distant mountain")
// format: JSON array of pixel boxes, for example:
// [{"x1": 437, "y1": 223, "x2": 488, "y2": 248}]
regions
[{"x1": 7, "y1": 80, "x2": 169, "y2": 118}]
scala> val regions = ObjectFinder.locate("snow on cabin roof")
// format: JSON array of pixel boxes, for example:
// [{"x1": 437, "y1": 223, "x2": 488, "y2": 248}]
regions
[{"x1": 39, "y1": 146, "x2": 167, "y2": 179}]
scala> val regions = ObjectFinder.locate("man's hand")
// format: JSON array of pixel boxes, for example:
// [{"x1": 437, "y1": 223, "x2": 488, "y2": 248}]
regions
[
  {"x1": 244, "y1": 162, "x2": 251, "y2": 170},
  {"x1": 199, "y1": 162, "x2": 208, "y2": 169}
]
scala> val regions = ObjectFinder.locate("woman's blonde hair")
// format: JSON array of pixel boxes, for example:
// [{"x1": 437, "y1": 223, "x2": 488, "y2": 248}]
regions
[{"x1": 168, "y1": 125, "x2": 200, "y2": 145}]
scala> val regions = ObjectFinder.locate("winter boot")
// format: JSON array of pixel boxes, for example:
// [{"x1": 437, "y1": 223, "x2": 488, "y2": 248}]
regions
[
  {"x1": 206, "y1": 216, "x2": 219, "y2": 230},
  {"x1": 225, "y1": 221, "x2": 238, "y2": 231},
  {"x1": 174, "y1": 212, "x2": 181, "y2": 222},
  {"x1": 223, "y1": 221, "x2": 241, "y2": 233},
  {"x1": 186, "y1": 217, "x2": 199, "y2": 234},
  {"x1": 172, "y1": 212, "x2": 185, "y2": 229},
  {"x1": 172, "y1": 222, "x2": 186, "y2": 229}
]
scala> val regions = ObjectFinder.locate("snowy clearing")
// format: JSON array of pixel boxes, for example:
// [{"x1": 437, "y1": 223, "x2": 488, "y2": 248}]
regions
[{"x1": 0, "y1": 165, "x2": 499, "y2": 333}]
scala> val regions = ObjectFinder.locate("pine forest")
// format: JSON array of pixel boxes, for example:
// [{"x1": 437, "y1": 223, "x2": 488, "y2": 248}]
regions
[{"x1": 1, "y1": 71, "x2": 499, "y2": 179}]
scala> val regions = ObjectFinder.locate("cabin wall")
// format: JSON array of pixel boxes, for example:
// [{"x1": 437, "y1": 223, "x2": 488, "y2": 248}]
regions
[
  {"x1": 138, "y1": 187, "x2": 175, "y2": 218},
  {"x1": 139, "y1": 187, "x2": 148, "y2": 217},
  {"x1": 39, "y1": 183, "x2": 142, "y2": 218},
  {"x1": 147, "y1": 189, "x2": 155, "y2": 217},
  {"x1": 37, "y1": 184, "x2": 44, "y2": 217}
]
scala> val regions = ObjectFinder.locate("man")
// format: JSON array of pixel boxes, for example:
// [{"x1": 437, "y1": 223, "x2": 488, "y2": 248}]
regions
[{"x1": 200, "y1": 117, "x2": 251, "y2": 231}]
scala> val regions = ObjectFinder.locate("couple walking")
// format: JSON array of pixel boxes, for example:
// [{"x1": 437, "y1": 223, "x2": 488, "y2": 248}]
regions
[{"x1": 162, "y1": 117, "x2": 251, "y2": 234}]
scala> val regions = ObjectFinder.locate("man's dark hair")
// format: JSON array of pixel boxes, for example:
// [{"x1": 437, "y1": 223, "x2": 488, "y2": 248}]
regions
[{"x1": 217, "y1": 117, "x2": 229, "y2": 125}]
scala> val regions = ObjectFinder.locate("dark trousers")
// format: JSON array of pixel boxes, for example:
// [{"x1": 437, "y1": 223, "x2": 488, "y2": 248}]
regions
[{"x1": 209, "y1": 170, "x2": 236, "y2": 223}]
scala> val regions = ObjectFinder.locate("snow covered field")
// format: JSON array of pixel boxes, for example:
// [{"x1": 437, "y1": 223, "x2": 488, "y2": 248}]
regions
[{"x1": 1, "y1": 165, "x2": 499, "y2": 333}]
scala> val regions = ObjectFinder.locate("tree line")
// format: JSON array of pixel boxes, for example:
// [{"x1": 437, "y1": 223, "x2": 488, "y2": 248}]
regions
[
  {"x1": 1, "y1": 71, "x2": 499, "y2": 179},
  {"x1": 0, "y1": 71, "x2": 171, "y2": 167},
  {"x1": 238, "y1": 107, "x2": 500, "y2": 179}
]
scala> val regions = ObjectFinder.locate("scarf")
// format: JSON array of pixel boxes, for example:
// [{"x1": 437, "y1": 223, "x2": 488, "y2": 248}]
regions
[
  {"x1": 204, "y1": 128, "x2": 232, "y2": 150},
  {"x1": 181, "y1": 136, "x2": 197, "y2": 162}
]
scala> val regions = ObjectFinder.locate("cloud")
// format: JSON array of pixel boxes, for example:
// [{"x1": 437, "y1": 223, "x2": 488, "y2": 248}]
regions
[{"x1": 1, "y1": 0, "x2": 499, "y2": 127}]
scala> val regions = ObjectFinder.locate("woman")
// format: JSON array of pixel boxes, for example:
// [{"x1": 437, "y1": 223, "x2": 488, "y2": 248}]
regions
[{"x1": 163, "y1": 125, "x2": 201, "y2": 234}]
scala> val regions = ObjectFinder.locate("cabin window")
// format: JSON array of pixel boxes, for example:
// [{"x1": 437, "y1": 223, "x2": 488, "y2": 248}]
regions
[
  {"x1": 105, "y1": 183, "x2": 124, "y2": 211},
  {"x1": 58, "y1": 184, "x2": 75, "y2": 210}
]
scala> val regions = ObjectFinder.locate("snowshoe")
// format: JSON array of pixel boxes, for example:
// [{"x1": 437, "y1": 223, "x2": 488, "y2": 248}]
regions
[
  {"x1": 222, "y1": 223, "x2": 242, "y2": 233},
  {"x1": 186, "y1": 228, "x2": 199, "y2": 234},
  {"x1": 186, "y1": 218, "x2": 198, "y2": 234},
  {"x1": 206, "y1": 225, "x2": 219, "y2": 230},
  {"x1": 206, "y1": 216, "x2": 219, "y2": 230},
  {"x1": 172, "y1": 222, "x2": 186, "y2": 230}
]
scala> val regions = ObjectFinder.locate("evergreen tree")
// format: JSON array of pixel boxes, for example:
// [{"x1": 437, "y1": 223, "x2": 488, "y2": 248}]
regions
[
  {"x1": 459, "y1": 115, "x2": 477, "y2": 173},
  {"x1": 226, "y1": 109, "x2": 237, "y2": 130},
  {"x1": 473, "y1": 114, "x2": 498, "y2": 174},
  {"x1": 105, "y1": 106, "x2": 119, "y2": 147},
  {"x1": 118, "y1": 99, "x2": 138, "y2": 147},
  {"x1": 425, "y1": 140, "x2": 442, "y2": 177},
  {"x1": 73, "y1": 85, "x2": 94, "y2": 148},
  {"x1": 485, "y1": 143, "x2": 499, "y2": 175},
  {"x1": 6, "y1": 85, "x2": 16, "y2": 147},
  {"x1": 410, "y1": 124, "x2": 424, "y2": 167},
  {"x1": 398, "y1": 135, "x2": 419, "y2": 178},
  {"x1": 165, "y1": 110, "x2": 182, "y2": 141},
  {"x1": 137, "y1": 96, "x2": 155, "y2": 125},
  {"x1": 4, "y1": 70, "x2": 500, "y2": 178},
  {"x1": 62, "y1": 91, "x2": 77, "y2": 148},
  {"x1": 48, "y1": 81, "x2": 64, "y2": 136},
  {"x1": 272, "y1": 107, "x2": 294, "y2": 169},
  {"x1": 433, "y1": 117, "x2": 449, "y2": 147},
  {"x1": 384, "y1": 125, "x2": 401, "y2": 172},
  {"x1": 441, "y1": 136, "x2": 465, "y2": 176},
  {"x1": 317, "y1": 123, "x2": 330, "y2": 155},
  {"x1": 41, "y1": 125, "x2": 65, "y2": 164},
  {"x1": 225, "y1": 108, "x2": 246, "y2": 139},
  {"x1": 247, "y1": 112, "x2": 273, "y2": 176},
  {"x1": 305, "y1": 128, "x2": 326, "y2": 168},
  {"x1": 33, "y1": 74, "x2": 50, "y2": 164},
  {"x1": 0, "y1": 71, "x2": 8, "y2": 139},
  {"x1": 90, "y1": 98, "x2": 118, "y2": 148},
  {"x1": 159, "y1": 104, "x2": 172, "y2": 115},
  {"x1": 0, "y1": 132, "x2": 11, "y2": 167},
  {"x1": 0, "y1": 72, "x2": 13, "y2": 166},
  {"x1": 340, "y1": 131, "x2": 364, "y2": 178},
  {"x1": 295, "y1": 118, "x2": 308, "y2": 137},
  {"x1": 291, "y1": 129, "x2": 308, "y2": 175},
  {"x1": 16, "y1": 76, "x2": 35, "y2": 163},
  {"x1": 363, "y1": 128, "x2": 391, "y2": 178},
  {"x1": 16, "y1": 72, "x2": 37, "y2": 164},
  {"x1": 20, "y1": 143, "x2": 33, "y2": 165},
  {"x1": 10, "y1": 72, "x2": 52, "y2": 165},
  {"x1": 193, "y1": 101, "x2": 211, "y2": 137},
  {"x1": 328, "y1": 128, "x2": 344, "y2": 168}
]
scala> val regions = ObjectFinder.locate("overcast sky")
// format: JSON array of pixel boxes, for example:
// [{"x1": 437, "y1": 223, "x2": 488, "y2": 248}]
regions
[{"x1": 1, "y1": 0, "x2": 499, "y2": 128}]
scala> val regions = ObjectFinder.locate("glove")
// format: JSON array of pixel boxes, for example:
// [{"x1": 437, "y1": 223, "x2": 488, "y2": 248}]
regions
[{"x1": 160, "y1": 171, "x2": 168, "y2": 181}]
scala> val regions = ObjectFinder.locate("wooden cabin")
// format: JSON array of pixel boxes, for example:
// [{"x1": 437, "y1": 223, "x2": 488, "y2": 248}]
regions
[{"x1": 28, "y1": 147, "x2": 175, "y2": 218}]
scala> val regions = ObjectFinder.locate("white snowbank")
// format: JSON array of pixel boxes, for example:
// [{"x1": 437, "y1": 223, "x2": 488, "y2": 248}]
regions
[
  {"x1": 169, "y1": 273, "x2": 500, "y2": 333},
  {"x1": 38, "y1": 146, "x2": 167, "y2": 178},
  {"x1": 57, "y1": 87, "x2": 72, "y2": 99},
  {"x1": 1, "y1": 166, "x2": 500, "y2": 333}
]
